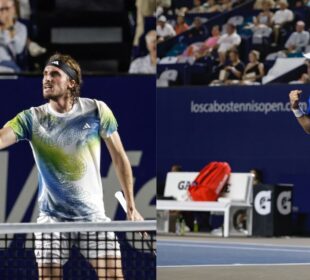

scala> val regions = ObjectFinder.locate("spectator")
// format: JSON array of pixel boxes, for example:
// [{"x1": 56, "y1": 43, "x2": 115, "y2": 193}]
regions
[
  {"x1": 272, "y1": 0, "x2": 294, "y2": 46},
  {"x1": 129, "y1": 30, "x2": 157, "y2": 74},
  {"x1": 303, "y1": 0, "x2": 310, "y2": 7},
  {"x1": 250, "y1": 168, "x2": 263, "y2": 186},
  {"x1": 180, "y1": 25, "x2": 220, "y2": 61},
  {"x1": 294, "y1": 0, "x2": 306, "y2": 8},
  {"x1": 253, "y1": 0, "x2": 275, "y2": 10},
  {"x1": 175, "y1": 6, "x2": 190, "y2": 18},
  {"x1": 0, "y1": 0, "x2": 27, "y2": 72},
  {"x1": 210, "y1": 49, "x2": 244, "y2": 85},
  {"x1": 188, "y1": 0, "x2": 206, "y2": 13},
  {"x1": 15, "y1": 0, "x2": 31, "y2": 20},
  {"x1": 171, "y1": 164, "x2": 182, "y2": 172},
  {"x1": 210, "y1": 51, "x2": 227, "y2": 83},
  {"x1": 210, "y1": 50, "x2": 226, "y2": 86},
  {"x1": 253, "y1": 0, "x2": 274, "y2": 28},
  {"x1": 284, "y1": 21, "x2": 310, "y2": 54},
  {"x1": 156, "y1": 0, "x2": 171, "y2": 17},
  {"x1": 251, "y1": 0, "x2": 273, "y2": 47},
  {"x1": 187, "y1": 17, "x2": 208, "y2": 41},
  {"x1": 224, "y1": 49, "x2": 245, "y2": 84},
  {"x1": 157, "y1": 15, "x2": 176, "y2": 42},
  {"x1": 12, "y1": 0, "x2": 46, "y2": 60},
  {"x1": 216, "y1": 23, "x2": 241, "y2": 62},
  {"x1": 219, "y1": 0, "x2": 233, "y2": 12},
  {"x1": 133, "y1": 0, "x2": 156, "y2": 47},
  {"x1": 204, "y1": 0, "x2": 222, "y2": 13},
  {"x1": 174, "y1": 14, "x2": 189, "y2": 35},
  {"x1": 155, "y1": 2, "x2": 164, "y2": 18},
  {"x1": 242, "y1": 50, "x2": 265, "y2": 85}
]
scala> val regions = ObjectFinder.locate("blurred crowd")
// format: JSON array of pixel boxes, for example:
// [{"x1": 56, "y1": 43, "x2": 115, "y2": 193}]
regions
[
  {"x1": 156, "y1": 0, "x2": 310, "y2": 86},
  {"x1": 0, "y1": 0, "x2": 46, "y2": 73}
]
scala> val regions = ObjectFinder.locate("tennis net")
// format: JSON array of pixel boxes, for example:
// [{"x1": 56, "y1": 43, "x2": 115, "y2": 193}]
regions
[{"x1": 0, "y1": 220, "x2": 156, "y2": 280}]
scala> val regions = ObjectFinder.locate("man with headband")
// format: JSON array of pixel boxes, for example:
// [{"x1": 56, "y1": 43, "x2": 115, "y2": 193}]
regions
[{"x1": 0, "y1": 53, "x2": 143, "y2": 279}]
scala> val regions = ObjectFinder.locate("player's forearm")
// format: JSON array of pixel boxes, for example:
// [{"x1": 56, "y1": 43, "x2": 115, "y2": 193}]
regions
[
  {"x1": 0, "y1": 127, "x2": 17, "y2": 150},
  {"x1": 296, "y1": 115, "x2": 310, "y2": 134},
  {"x1": 0, "y1": 134, "x2": 8, "y2": 150},
  {"x1": 113, "y1": 152, "x2": 136, "y2": 210}
]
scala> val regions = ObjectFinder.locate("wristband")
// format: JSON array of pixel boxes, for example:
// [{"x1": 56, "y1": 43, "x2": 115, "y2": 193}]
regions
[{"x1": 292, "y1": 107, "x2": 305, "y2": 118}]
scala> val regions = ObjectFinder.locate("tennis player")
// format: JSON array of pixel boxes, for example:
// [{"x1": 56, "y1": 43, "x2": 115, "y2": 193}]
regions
[
  {"x1": 289, "y1": 88, "x2": 310, "y2": 131},
  {"x1": 289, "y1": 53, "x2": 310, "y2": 131},
  {"x1": 0, "y1": 53, "x2": 143, "y2": 279}
]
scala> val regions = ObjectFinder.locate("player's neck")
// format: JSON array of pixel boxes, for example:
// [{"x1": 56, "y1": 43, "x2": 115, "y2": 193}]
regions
[{"x1": 49, "y1": 96, "x2": 74, "y2": 113}]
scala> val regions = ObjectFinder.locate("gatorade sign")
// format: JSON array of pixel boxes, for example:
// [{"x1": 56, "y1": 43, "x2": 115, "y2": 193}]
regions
[
  {"x1": 253, "y1": 185, "x2": 293, "y2": 236},
  {"x1": 164, "y1": 172, "x2": 198, "y2": 201},
  {"x1": 254, "y1": 190, "x2": 292, "y2": 216},
  {"x1": 254, "y1": 190, "x2": 272, "y2": 215},
  {"x1": 277, "y1": 191, "x2": 292, "y2": 215}
]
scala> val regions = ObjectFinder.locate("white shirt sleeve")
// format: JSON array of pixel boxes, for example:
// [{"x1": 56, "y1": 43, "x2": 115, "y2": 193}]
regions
[
  {"x1": 285, "y1": 32, "x2": 296, "y2": 48},
  {"x1": 11, "y1": 22, "x2": 28, "y2": 55}
]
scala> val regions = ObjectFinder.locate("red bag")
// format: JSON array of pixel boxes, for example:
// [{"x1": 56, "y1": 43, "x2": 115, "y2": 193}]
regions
[{"x1": 188, "y1": 162, "x2": 231, "y2": 201}]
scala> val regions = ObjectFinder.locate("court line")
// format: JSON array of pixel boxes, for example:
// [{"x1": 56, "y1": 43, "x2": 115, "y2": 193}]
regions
[
  {"x1": 158, "y1": 242, "x2": 310, "y2": 253},
  {"x1": 157, "y1": 263, "x2": 310, "y2": 268},
  {"x1": 158, "y1": 239, "x2": 310, "y2": 250}
]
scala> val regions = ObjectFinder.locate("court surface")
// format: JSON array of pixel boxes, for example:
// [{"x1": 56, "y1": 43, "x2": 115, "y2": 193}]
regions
[{"x1": 157, "y1": 234, "x2": 310, "y2": 280}]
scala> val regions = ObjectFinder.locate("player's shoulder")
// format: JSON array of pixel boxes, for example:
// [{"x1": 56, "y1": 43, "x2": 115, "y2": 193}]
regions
[
  {"x1": 78, "y1": 97, "x2": 108, "y2": 108},
  {"x1": 78, "y1": 97, "x2": 111, "y2": 113},
  {"x1": 79, "y1": 97, "x2": 96, "y2": 107},
  {"x1": 25, "y1": 103, "x2": 48, "y2": 116}
]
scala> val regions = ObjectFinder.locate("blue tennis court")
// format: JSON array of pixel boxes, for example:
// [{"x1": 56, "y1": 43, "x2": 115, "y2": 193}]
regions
[
  {"x1": 157, "y1": 236, "x2": 310, "y2": 280},
  {"x1": 158, "y1": 238, "x2": 310, "y2": 266}
]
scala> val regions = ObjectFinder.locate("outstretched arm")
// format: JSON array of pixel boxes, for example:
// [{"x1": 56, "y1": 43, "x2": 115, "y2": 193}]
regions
[
  {"x1": 104, "y1": 131, "x2": 143, "y2": 221},
  {"x1": 0, "y1": 127, "x2": 17, "y2": 150}
]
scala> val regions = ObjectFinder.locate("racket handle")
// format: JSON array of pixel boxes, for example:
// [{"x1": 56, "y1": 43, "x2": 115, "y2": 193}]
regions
[
  {"x1": 115, "y1": 191, "x2": 127, "y2": 213},
  {"x1": 115, "y1": 191, "x2": 156, "y2": 256}
]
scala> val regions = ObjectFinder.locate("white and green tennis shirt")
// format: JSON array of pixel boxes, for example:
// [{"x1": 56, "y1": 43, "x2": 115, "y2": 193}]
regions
[{"x1": 5, "y1": 98, "x2": 118, "y2": 220}]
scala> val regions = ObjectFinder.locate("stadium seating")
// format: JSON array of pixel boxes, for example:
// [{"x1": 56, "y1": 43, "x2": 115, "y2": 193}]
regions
[{"x1": 157, "y1": 0, "x2": 310, "y2": 86}]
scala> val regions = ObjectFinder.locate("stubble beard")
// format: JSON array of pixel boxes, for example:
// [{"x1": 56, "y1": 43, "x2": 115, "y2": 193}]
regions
[{"x1": 43, "y1": 87, "x2": 66, "y2": 101}]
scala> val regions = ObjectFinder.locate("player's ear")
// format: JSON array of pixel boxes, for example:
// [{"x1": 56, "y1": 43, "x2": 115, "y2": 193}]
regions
[{"x1": 68, "y1": 79, "x2": 76, "y2": 89}]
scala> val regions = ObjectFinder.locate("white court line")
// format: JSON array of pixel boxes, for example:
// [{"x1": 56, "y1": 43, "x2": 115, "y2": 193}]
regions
[
  {"x1": 158, "y1": 239, "x2": 310, "y2": 249},
  {"x1": 157, "y1": 263, "x2": 310, "y2": 269},
  {"x1": 158, "y1": 242, "x2": 310, "y2": 253}
]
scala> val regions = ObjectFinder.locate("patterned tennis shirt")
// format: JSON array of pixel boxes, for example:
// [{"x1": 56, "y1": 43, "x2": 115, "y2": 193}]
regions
[{"x1": 5, "y1": 98, "x2": 118, "y2": 220}]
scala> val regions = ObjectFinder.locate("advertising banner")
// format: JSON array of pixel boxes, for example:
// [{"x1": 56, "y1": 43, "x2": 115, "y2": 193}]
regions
[{"x1": 157, "y1": 84, "x2": 310, "y2": 220}]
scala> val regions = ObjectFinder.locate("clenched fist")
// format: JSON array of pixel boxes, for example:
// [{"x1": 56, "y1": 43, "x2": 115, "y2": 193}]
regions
[{"x1": 289, "y1": 90, "x2": 303, "y2": 109}]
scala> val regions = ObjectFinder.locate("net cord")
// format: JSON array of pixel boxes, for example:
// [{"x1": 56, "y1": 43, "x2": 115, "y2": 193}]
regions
[{"x1": 0, "y1": 220, "x2": 156, "y2": 234}]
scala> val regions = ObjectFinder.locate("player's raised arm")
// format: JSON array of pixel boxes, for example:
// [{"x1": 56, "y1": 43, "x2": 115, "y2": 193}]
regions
[
  {"x1": 0, "y1": 127, "x2": 17, "y2": 150},
  {"x1": 104, "y1": 131, "x2": 143, "y2": 221},
  {"x1": 289, "y1": 90, "x2": 310, "y2": 134}
]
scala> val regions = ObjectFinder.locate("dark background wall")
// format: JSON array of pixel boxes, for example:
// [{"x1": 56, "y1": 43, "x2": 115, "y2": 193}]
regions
[{"x1": 157, "y1": 84, "x2": 310, "y2": 233}]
